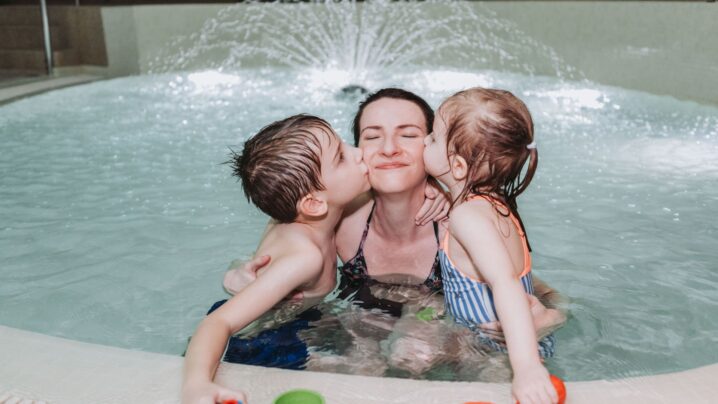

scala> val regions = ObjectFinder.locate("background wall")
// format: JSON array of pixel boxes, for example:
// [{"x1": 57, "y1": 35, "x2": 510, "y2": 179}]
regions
[{"x1": 95, "y1": 2, "x2": 716, "y2": 106}]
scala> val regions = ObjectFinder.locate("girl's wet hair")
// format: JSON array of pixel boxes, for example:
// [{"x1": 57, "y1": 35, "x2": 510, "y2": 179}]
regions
[
  {"x1": 441, "y1": 88, "x2": 538, "y2": 244},
  {"x1": 228, "y1": 114, "x2": 334, "y2": 223},
  {"x1": 352, "y1": 88, "x2": 434, "y2": 146}
]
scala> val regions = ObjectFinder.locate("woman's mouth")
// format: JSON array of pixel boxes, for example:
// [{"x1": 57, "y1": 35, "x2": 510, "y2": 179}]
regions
[{"x1": 375, "y1": 162, "x2": 409, "y2": 169}]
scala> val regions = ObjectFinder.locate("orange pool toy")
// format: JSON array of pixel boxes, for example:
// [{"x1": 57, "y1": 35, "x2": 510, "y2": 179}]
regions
[{"x1": 551, "y1": 374, "x2": 567, "y2": 404}]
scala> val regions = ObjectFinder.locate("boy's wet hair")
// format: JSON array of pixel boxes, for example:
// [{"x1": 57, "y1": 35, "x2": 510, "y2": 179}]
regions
[
  {"x1": 352, "y1": 88, "x2": 434, "y2": 146},
  {"x1": 440, "y1": 88, "x2": 538, "y2": 244},
  {"x1": 229, "y1": 114, "x2": 334, "y2": 223}
]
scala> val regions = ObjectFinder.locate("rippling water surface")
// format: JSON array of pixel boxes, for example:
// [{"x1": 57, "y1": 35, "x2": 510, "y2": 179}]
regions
[{"x1": 1, "y1": 68, "x2": 717, "y2": 381}]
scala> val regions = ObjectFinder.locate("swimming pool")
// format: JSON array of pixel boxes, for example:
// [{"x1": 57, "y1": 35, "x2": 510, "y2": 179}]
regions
[{"x1": 1, "y1": 64, "x2": 717, "y2": 383}]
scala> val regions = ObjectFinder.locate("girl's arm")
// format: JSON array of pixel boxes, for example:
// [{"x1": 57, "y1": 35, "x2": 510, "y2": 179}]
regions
[
  {"x1": 449, "y1": 205, "x2": 557, "y2": 404},
  {"x1": 183, "y1": 247, "x2": 323, "y2": 404}
]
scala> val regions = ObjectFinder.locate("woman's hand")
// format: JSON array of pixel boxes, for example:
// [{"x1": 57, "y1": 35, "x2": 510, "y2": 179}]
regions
[
  {"x1": 223, "y1": 255, "x2": 303, "y2": 300},
  {"x1": 512, "y1": 363, "x2": 558, "y2": 404},
  {"x1": 182, "y1": 380, "x2": 247, "y2": 404},
  {"x1": 223, "y1": 255, "x2": 271, "y2": 295},
  {"x1": 478, "y1": 295, "x2": 566, "y2": 342},
  {"x1": 415, "y1": 177, "x2": 450, "y2": 226}
]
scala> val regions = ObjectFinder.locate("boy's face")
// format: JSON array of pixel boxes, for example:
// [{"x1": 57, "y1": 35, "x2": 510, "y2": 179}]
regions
[{"x1": 317, "y1": 129, "x2": 370, "y2": 206}]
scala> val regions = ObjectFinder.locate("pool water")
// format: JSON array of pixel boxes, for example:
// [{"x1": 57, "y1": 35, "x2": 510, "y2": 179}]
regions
[{"x1": 0, "y1": 68, "x2": 717, "y2": 381}]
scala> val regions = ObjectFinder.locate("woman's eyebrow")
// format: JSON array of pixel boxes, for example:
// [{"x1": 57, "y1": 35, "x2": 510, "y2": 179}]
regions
[
  {"x1": 396, "y1": 124, "x2": 423, "y2": 131},
  {"x1": 360, "y1": 125, "x2": 382, "y2": 134}
]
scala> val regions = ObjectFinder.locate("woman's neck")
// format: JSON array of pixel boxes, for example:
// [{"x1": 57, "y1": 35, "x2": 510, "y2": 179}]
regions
[{"x1": 371, "y1": 185, "x2": 427, "y2": 240}]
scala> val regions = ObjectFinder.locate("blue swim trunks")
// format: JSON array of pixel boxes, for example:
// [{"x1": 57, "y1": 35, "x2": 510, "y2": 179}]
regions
[{"x1": 206, "y1": 299, "x2": 322, "y2": 370}]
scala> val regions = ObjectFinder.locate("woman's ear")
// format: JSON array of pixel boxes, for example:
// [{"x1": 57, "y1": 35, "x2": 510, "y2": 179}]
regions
[
  {"x1": 298, "y1": 194, "x2": 328, "y2": 218},
  {"x1": 449, "y1": 155, "x2": 468, "y2": 181}
]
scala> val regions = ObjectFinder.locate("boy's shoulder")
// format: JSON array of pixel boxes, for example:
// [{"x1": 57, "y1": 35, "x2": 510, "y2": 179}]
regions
[{"x1": 261, "y1": 223, "x2": 325, "y2": 269}]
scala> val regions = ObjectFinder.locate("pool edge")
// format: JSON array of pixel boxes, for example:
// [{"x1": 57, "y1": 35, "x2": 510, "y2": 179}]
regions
[
  {"x1": 0, "y1": 73, "x2": 105, "y2": 106},
  {"x1": 1, "y1": 325, "x2": 716, "y2": 404}
]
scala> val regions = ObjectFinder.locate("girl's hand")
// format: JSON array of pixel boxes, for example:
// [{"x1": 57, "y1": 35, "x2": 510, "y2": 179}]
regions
[
  {"x1": 182, "y1": 381, "x2": 247, "y2": 404},
  {"x1": 512, "y1": 364, "x2": 558, "y2": 404},
  {"x1": 415, "y1": 177, "x2": 450, "y2": 226}
]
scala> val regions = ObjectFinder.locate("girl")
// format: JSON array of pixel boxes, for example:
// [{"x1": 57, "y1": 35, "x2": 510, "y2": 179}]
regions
[{"x1": 423, "y1": 87, "x2": 558, "y2": 404}]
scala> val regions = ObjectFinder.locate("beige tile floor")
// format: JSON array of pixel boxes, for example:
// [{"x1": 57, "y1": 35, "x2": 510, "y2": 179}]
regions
[{"x1": 1, "y1": 325, "x2": 717, "y2": 404}]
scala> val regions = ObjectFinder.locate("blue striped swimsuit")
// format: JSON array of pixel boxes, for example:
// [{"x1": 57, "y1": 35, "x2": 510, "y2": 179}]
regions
[{"x1": 440, "y1": 195, "x2": 555, "y2": 358}]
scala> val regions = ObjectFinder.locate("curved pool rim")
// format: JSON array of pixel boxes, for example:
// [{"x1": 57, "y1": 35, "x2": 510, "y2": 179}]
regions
[
  {"x1": 1, "y1": 325, "x2": 717, "y2": 404},
  {"x1": 1, "y1": 77, "x2": 717, "y2": 404}
]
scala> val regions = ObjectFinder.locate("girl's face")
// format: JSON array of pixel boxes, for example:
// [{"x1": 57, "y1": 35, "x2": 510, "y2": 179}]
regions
[
  {"x1": 423, "y1": 112, "x2": 452, "y2": 185},
  {"x1": 357, "y1": 98, "x2": 429, "y2": 194}
]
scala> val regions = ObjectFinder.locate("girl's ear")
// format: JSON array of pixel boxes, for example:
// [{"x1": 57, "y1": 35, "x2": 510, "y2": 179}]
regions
[
  {"x1": 449, "y1": 154, "x2": 468, "y2": 181},
  {"x1": 298, "y1": 194, "x2": 328, "y2": 218}
]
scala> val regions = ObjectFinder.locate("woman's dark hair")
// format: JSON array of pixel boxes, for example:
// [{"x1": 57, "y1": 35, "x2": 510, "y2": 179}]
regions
[{"x1": 352, "y1": 88, "x2": 434, "y2": 146}]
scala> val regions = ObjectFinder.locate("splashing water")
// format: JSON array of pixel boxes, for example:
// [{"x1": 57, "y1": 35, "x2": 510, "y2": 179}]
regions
[{"x1": 149, "y1": 0, "x2": 580, "y2": 84}]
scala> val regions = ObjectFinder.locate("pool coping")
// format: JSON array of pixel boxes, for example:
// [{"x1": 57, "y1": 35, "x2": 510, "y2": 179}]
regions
[
  {"x1": 1, "y1": 325, "x2": 716, "y2": 404},
  {"x1": 0, "y1": 73, "x2": 105, "y2": 106}
]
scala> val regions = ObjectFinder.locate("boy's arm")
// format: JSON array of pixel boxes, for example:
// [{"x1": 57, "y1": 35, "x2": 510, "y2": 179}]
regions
[
  {"x1": 450, "y1": 206, "x2": 557, "y2": 404},
  {"x1": 183, "y1": 248, "x2": 323, "y2": 404}
]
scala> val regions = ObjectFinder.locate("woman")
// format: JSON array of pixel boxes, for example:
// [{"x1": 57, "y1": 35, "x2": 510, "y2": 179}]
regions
[{"x1": 222, "y1": 88, "x2": 565, "y2": 374}]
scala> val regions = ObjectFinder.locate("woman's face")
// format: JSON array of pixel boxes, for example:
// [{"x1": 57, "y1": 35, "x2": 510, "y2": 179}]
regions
[{"x1": 357, "y1": 98, "x2": 429, "y2": 194}]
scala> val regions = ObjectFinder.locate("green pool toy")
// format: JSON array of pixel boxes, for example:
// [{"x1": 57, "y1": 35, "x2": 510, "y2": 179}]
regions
[
  {"x1": 416, "y1": 306, "x2": 436, "y2": 321},
  {"x1": 273, "y1": 389, "x2": 325, "y2": 404}
]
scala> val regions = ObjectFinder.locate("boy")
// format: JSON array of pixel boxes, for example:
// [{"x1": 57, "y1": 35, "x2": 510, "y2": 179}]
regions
[{"x1": 182, "y1": 114, "x2": 369, "y2": 404}]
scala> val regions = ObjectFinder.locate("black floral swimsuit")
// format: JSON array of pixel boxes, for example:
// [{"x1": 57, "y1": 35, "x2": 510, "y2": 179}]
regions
[{"x1": 337, "y1": 204, "x2": 443, "y2": 317}]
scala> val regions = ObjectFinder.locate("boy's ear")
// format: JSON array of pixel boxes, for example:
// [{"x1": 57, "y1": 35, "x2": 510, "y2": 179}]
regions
[
  {"x1": 298, "y1": 193, "x2": 328, "y2": 218},
  {"x1": 449, "y1": 155, "x2": 468, "y2": 180}
]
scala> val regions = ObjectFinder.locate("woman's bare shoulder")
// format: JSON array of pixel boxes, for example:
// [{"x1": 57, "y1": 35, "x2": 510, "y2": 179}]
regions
[{"x1": 335, "y1": 192, "x2": 374, "y2": 260}]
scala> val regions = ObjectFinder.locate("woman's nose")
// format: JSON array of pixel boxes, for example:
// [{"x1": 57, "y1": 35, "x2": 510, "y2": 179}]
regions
[{"x1": 380, "y1": 137, "x2": 399, "y2": 156}]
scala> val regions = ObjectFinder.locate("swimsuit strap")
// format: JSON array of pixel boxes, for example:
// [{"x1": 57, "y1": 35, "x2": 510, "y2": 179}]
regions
[
  {"x1": 442, "y1": 194, "x2": 531, "y2": 279},
  {"x1": 357, "y1": 202, "x2": 376, "y2": 252},
  {"x1": 360, "y1": 203, "x2": 437, "y2": 249}
]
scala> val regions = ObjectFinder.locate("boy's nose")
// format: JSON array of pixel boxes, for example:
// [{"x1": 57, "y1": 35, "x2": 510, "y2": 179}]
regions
[{"x1": 353, "y1": 146, "x2": 363, "y2": 162}]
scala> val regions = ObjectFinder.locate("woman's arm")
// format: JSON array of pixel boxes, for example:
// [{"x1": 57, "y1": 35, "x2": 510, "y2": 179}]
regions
[
  {"x1": 479, "y1": 277, "x2": 567, "y2": 342},
  {"x1": 450, "y1": 206, "x2": 557, "y2": 404}
]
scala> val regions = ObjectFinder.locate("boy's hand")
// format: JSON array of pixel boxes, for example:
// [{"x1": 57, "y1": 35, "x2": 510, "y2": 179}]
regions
[
  {"x1": 182, "y1": 381, "x2": 247, "y2": 404},
  {"x1": 512, "y1": 364, "x2": 558, "y2": 404},
  {"x1": 415, "y1": 177, "x2": 450, "y2": 226},
  {"x1": 223, "y1": 256, "x2": 303, "y2": 300}
]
